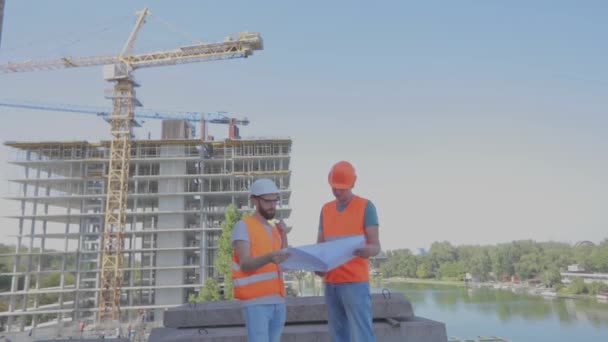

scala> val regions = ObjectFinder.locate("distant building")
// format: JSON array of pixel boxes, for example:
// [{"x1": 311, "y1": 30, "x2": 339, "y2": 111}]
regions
[
  {"x1": 465, "y1": 273, "x2": 481, "y2": 283},
  {"x1": 567, "y1": 264, "x2": 586, "y2": 272},
  {"x1": 499, "y1": 274, "x2": 521, "y2": 283},
  {"x1": 560, "y1": 272, "x2": 608, "y2": 285}
]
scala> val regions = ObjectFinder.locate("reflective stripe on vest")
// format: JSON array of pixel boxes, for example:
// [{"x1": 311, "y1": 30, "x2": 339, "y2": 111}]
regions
[
  {"x1": 324, "y1": 234, "x2": 362, "y2": 241},
  {"x1": 322, "y1": 196, "x2": 370, "y2": 283},
  {"x1": 232, "y1": 270, "x2": 279, "y2": 287},
  {"x1": 232, "y1": 216, "x2": 286, "y2": 300}
]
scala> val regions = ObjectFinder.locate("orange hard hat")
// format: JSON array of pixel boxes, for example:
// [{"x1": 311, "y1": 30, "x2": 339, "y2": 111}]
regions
[{"x1": 328, "y1": 161, "x2": 357, "y2": 189}]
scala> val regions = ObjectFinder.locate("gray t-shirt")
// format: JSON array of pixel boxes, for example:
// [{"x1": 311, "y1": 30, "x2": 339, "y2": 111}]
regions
[
  {"x1": 231, "y1": 219, "x2": 285, "y2": 306},
  {"x1": 232, "y1": 220, "x2": 274, "y2": 243}
]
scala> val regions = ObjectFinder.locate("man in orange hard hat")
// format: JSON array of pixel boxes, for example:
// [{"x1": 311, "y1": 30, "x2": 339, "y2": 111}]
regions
[
  {"x1": 317, "y1": 161, "x2": 381, "y2": 342},
  {"x1": 232, "y1": 178, "x2": 290, "y2": 342}
]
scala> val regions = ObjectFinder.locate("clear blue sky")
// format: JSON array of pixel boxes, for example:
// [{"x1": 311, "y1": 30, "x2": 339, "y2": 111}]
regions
[{"x1": 0, "y1": 0, "x2": 606, "y2": 251}]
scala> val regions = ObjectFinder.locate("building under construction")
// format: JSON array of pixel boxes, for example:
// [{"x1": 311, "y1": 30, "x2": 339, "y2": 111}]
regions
[{"x1": 0, "y1": 121, "x2": 292, "y2": 332}]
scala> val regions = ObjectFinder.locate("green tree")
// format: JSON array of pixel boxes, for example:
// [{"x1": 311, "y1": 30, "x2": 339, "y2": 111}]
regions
[
  {"x1": 460, "y1": 246, "x2": 492, "y2": 281},
  {"x1": 403, "y1": 254, "x2": 419, "y2": 278},
  {"x1": 539, "y1": 242, "x2": 574, "y2": 271},
  {"x1": 428, "y1": 241, "x2": 458, "y2": 274},
  {"x1": 515, "y1": 253, "x2": 540, "y2": 280},
  {"x1": 590, "y1": 241, "x2": 608, "y2": 272},
  {"x1": 568, "y1": 278, "x2": 588, "y2": 295},
  {"x1": 0, "y1": 244, "x2": 16, "y2": 292},
  {"x1": 377, "y1": 239, "x2": 607, "y2": 294},
  {"x1": 189, "y1": 277, "x2": 222, "y2": 302},
  {"x1": 215, "y1": 204, "x2": 247, "y2": 300},
  {"x1": 0, "y1": 263, "x2": 11, "y2": 292},
  {"x1": 39, "y1": 272, "x2": 75, "y2": 288},
  {"x1": 541, "y1": 268, "x2": 561, "y2": 288},
  {"x1": 416, "y1": 263, "x2": 430, "y2": 279},
  {"x1": 437, "y1": 261, "x2": 465, "y2": 280},
  {"x1": 190, "y1": 204, "x2": 246, "y2": 303},
  {"x1": 490, "y1": 244, "x2": 514, "y2": 278},
  {"x1": 380, "y1": 249, "x2": 417, "y2": 278},
  {"x1": 475, "y1": 249, "x2": 492, "y2": 280},
  {"x1": 574, "y1": 244, "x2": 594, "y2": 271},
  {"x1": 587, "y1": 281, "x2": 608, "y2": 295}
]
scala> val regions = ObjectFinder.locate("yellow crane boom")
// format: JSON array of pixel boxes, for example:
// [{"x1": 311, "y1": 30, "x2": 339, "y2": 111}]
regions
[
  {"x1": 0, "y1": 33, "x2": 262, "y2": 73},
  {"x1": 0, "y1": 8, "x2": 263, "y2": 325}
]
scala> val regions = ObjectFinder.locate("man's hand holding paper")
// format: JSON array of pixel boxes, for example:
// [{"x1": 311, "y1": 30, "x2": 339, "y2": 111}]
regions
[{"x1": 279, "y1": 235, "x2": 365, "y2": 272}]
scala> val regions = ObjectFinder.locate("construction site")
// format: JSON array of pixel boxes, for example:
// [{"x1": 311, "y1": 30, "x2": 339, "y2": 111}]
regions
[
  {"x1": 0, "y1": 5, "x2": 294, "y2": 340},
  {"x1": 4, "y1": 2, "x2": 604, "y2": 342},
  {"x1": 1, "y1": 3, "x2": 448, "y2": 342},
  {"x1": 0, "y1": 128, "x2": 292, "y2": 338}
]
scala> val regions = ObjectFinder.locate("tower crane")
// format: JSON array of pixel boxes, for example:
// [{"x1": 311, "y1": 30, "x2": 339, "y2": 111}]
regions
[
  {"x1": 0, "y1": 8, "x2": 263, "y2": 324},
  {"x1": 0, "y1": 100, "x2": 251, "y2": 140}
]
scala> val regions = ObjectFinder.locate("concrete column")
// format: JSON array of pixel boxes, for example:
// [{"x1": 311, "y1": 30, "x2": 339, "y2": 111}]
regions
[
  {"x1": 155, "y1": 145, "x2": 187, "y2": 321},
  {"x1": 7, "y1": 150, "x2": 31, "y2": 331},
  {"x1": 198, "y1": 145, "x2": 207, "y2": 284}
]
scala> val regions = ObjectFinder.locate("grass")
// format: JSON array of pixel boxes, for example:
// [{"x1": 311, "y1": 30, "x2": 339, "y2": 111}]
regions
[{"x1": 382, "y1": 277, "x2": 466, "y2": 287}]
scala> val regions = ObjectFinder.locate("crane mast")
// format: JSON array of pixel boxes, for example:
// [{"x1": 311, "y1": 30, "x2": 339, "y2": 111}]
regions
[
  {"x1": 99, "y1": 80, "x2": 137, "y2": 323},
  {"x1": 96, "y1": 7, "x2": 148, "y2": 323}
]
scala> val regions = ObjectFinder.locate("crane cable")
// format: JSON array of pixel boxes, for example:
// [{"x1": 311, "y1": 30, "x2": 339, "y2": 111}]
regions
[
  {"x1": 149, "y1": 13, "x2": 205, "y2": 46},
  {"x1": 1, "y1": 14, "x2": 132, "y2": 60}
]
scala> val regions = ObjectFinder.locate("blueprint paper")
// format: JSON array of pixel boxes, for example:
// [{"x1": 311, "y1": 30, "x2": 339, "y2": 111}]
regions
[{"x1": 280, "y1": 235, "x2": 366, "y2": 272}]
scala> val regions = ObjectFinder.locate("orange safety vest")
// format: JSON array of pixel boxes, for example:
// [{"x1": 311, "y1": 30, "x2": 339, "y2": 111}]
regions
[
  {"x1": 232, "y1": 216, "x2": 286, "y2": 300},
  {"x1": 322, "y1": 196, "x2": 370, "y2": 283}
]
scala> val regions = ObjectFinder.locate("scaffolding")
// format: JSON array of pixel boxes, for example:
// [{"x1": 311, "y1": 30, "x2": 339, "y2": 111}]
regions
[{"x1": 0, "y1": 137, "x2": 292, "y2": 332}]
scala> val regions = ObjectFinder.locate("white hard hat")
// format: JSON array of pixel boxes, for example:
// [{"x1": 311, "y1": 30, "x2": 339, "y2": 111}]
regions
[{"x1": 250, "y1": 178, "x2": 279, "y2": 196}]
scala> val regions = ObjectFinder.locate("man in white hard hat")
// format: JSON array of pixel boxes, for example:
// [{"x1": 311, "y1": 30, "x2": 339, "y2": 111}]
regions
[{"x1": 231, "y1": 178, "x2": 290, "y2": 342}]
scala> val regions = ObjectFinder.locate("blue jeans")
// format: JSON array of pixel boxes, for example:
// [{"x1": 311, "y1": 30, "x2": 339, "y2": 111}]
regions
[
  {"x1": 242, "y1": 303, "x2": 286, "y2": 342},
  {"x1": 325, "y1": 281, "x2": 375, "y2": 342}
]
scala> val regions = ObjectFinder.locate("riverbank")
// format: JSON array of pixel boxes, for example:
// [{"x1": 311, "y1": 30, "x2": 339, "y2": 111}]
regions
[
  {"x1": 383, "y1": 277, "x2": 465, "y2": 287},
  {"x1": 381, "y1": 277, "x2": 606, "y2": 303}
]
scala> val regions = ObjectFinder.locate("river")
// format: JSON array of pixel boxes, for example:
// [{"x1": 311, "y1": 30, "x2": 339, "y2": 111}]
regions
[{"x1": 385, "y1": 282, "x2": 608, "y2": 341}]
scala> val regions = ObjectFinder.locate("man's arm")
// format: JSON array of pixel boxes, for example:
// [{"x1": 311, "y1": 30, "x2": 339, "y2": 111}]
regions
[
  {"x1": 315, "y1": 211, "x2": 326, "y2": 276},
  {"x1": 317, "y1": 228, "x2": 325, "y2": 244},
  {"x1": 276, "y1": 220, "x2": 289, "y2": 248},
  {"x1": 233, "y1": 240, "x2": 289, "y2": 273},
  {"x1": 317, "y1": 211, "x2": 325, "y2": 243},
  {"x1": 353, "y1": 201, "x2": 381, "y2": 258},
  {"x1": 353, "y1": 225, "x2": 381, "y2": 258}
]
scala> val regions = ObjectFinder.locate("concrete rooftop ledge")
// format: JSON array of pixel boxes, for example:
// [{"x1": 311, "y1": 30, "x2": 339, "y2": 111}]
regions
[{"x1": 164, "y1": 293, "x2": 414, "y2": 329}]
